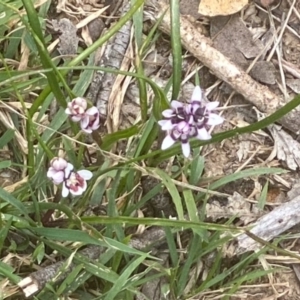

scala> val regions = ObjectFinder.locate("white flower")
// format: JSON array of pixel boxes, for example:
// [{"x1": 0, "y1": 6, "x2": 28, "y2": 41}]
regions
[
  {"x1": 47, "y1": 158, "x2": 93, "y2": 197},
  {"x1": 65, "y1": 97, "x2": 100, "y2": 133},
  {"x1": 65, "y1": 97, "x2": 87, "y2": 122},
  {"x1": 158, "y1": 86, "x2": 224, "y2": 157},
  {"x1": 47, "y1": 157, "x2": 70, "y2": 184},
  {"x1": 80, "y1": 106, "x2": 100, "y2": 133},
  {"x1": 62, "y1": 168, "x2": 93, "y2": 197}
]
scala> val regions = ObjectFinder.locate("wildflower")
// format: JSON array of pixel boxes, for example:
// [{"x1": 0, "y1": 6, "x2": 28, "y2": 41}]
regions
[
  {"x1": 65, "y1": 97, "x2": 87, "y2": 122},
  {"x1": 158, "y1": 86, "x2": 224, "y2": 157},
  {"x1": 161, "y1": 120, "x2": 197, "y2": 158},
  {"x1": 158, "y1": 100, "x2": 187, "y2": 130},
  {"x1": 65, "y1": 97, "x2": 100, "y2": 133},
  {"x1": 62, "y1": 167, "x2": 93, "y2": 197},
  {"x1": 80, "y1": 106, "x2": 100, "y2": 133},
  {"x1": 47, "y1": 158, "x2": 93, "y2": 197},
  {"x1": 47, "y1": 157, "x2": 70, "y2": 185},
  {"x1": 188, "y1": 86, "x2": 224, "y2": 139}
]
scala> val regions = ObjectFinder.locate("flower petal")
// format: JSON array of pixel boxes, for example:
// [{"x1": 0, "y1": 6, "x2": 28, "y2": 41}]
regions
[
  {"x1": 170, "y1": 100, "x2": 183, "y2": 109},
  {"x1": 162, "y1": 109, "x2": 174, "y2": 118},
  {"x1": 65, "y1": 108, "x2": 71, "y2": 115},
  {"x1": 206, "y1": 101, "x2": 219, "y2": 111},
  {"x1": 197, "y1": 128, "x2": 211, "y2": 140},
  {"x1": 82, "y1": 127, "x2": 93, "y2": 134},
  {"x1": 51, "y1": 157, "x2": 68, "y2": 170},
  {"x1": 70, "y1": 115, "x2": 82, "y2": 122},
  {"x1": 47, "y1": 168, "x2": 56, "y2": 178},
  {"x1": 158, "y1": 120, "x2": 173, "y2": 130},
  {"x1": 52, "y1": 171, "x2": 65, "y2": 184},
  {"x1": 77, "y1": 170, "x2": 93, "y2": 180},
  {"x1": 62, "y1": 184, "x2": 70, "y2": 197},
  {"x1": 70, "y1": 185, "x2": 86, "y2": 196},
  {"x1": 161, "y1": 135, "x2": 176, "y2": 150},
  {"x1": 207, "y1": 113, "x2": 224, "y2": 126},
  {"x1": 73, "y1": 97, "x2": 87, "y2": 109},
  {"x1": 64, "y1": 163, "x2": 74, "y2": 178},
  {"x1": 191, "y1": 86, "x2": 203, "y2": 102},
  {"x1": 85, "y1": 106, "x2": 99, "y2": 116},
  {"x1": 80, "y1": 116, "x2": 89, "y2": 130},
  {"x1": 181, "y1": 142, "x2": 191, "y2": 158}
]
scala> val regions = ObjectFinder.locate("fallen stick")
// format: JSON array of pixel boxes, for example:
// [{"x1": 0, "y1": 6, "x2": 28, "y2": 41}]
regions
[
  {"x1": 17, "y1": 227, "x2": 166, "y2": 297},
  {"x1": 236, "y1": 195, "x2": 300, "y2": 254},
  {"x1": 144, "y1": 0, "x2": 300, "y2": 134}
]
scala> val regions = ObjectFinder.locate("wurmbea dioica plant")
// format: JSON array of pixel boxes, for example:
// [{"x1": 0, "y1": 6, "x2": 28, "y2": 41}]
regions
[
  {"x1": 47, "y1": 157, "x2": 93, "y2": 197},
  {"x1": 158, "y1": 86, "x2": 224, "y2": 157},
  {"x1": 65, "y1": 97, "x2": 100, "y2": 133},
  {"x1": 47, "y1": 98, "x2": 99, "y2": 197}
]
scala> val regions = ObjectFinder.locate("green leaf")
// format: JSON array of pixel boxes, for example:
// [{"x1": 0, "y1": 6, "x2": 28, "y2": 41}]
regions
[
  {"x1": 208, "y1": 167, "x2": 286, "y2": 191},
  {"x1": 153, "y1": 168, "x2": 184, "y2": 220},
  {"x1": 190, "y1": 155, "x2": 205, "y2": 185},
  {"x1": 101, "y1": 124, "x2": 141, "y2": 151},
  {"x1": 104, "y1": 254, "x2": 148, "y2": 300},
  {"x1": 33, "y1": 242, "x2": 45, "y2": 264},
  {"x1": 170, "y1": 0, "x2": 182, "y2": 99},
  {"x1": 0, "y1": 260, "x2": 21, "y2": 284},
  {"x1": 0, "y1": 160, "x2": 11, "y2": 169},
  {"x1": 0, "y1": 187, "x2": 28, "y2": 215},
  {"x1": 183, "y1": 190, "x2": 198, "y2": 223},
  {"x1": 258, "y1": 180, "x2": 268, "y2": 210},
  {"x1": 0, "y1": 129, "x2": 15, "y2": 148}
]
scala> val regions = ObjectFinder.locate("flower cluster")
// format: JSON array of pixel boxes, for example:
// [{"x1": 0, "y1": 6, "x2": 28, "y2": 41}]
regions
[
  {"x1": 65, "y1": 97, "x2": 100, "y2": 133},
  {"x1": 47, "y1": 157, "x2": 93, "y2": 197},
  {"x1": 158, "y1": 86, "x2": 224, "y2": 157}
]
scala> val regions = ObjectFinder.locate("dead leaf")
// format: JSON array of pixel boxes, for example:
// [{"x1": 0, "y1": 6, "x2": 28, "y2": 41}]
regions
[
  {"x1": 211, "y1": 15, "x2": 264, "y2": 68},
  {"x1": 286, "y1": 79, "x2": 300, "y2": 94},
  {"x1": 269, "y1": 125, "x2": 300, "y2": 170},
  {"x1": 198, "y1": 0, "x2": 248, "y2": 17},
  {"x1": 52, "y1": 18, "x2": 79, "y2": 58}
]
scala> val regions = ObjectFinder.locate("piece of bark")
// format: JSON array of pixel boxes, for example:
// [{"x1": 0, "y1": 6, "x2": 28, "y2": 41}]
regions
[
  {"x1": 144, "y1": 0, "x2": 300, "y2": 134},
  {"x1": 87, "y1": 2, "x2": 132, "y2": 116},
  {"x1": 236, "y1": 195, "x2": 300, "y2": 255},
  {"x1": 18, "y1": 245, "x2": 104, "y2": 298}
]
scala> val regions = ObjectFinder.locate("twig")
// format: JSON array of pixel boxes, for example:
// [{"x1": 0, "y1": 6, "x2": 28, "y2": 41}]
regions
[
  {"x1": 236, "y1": 195, "x2": 300, "y2": 254},
  {"x1": 17, "y1": 227, "x2": 166, "y2": 297}
]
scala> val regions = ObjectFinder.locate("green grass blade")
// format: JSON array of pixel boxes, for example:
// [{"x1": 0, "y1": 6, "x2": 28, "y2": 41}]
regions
[
  {"x1": 104, "y1": 254, "x2": 148, "y2": 300},
  {"x1": 154, "y1": 169, "x2": 184, "y2": 220},
  {"x1": 170, "y1": 0, "x2": 182, "y2": 99},
  {"x1": 0, "y1": 129, "x2": 15, "y2": 148}
]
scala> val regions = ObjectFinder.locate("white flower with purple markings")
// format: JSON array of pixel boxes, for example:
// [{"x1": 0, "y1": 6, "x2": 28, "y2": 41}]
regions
[
  {"x1": 65, "y1": 97, "x2": 100, "y2": 133},
  {"x1": 47, "y1": 157, "x2": 93, "y2": 197},
  {"x1": 158, "y1": 86, "x2": 224, "y2": 157},
  {"x1": 62, "y1": 164, "x2": 93, "y2": 197},
  {"x1": 65, "y1": 97, "x2": 87, "y2": 122},
  {"x1": 80, "y1": 106, "x2": 100, "y2": 133}
]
